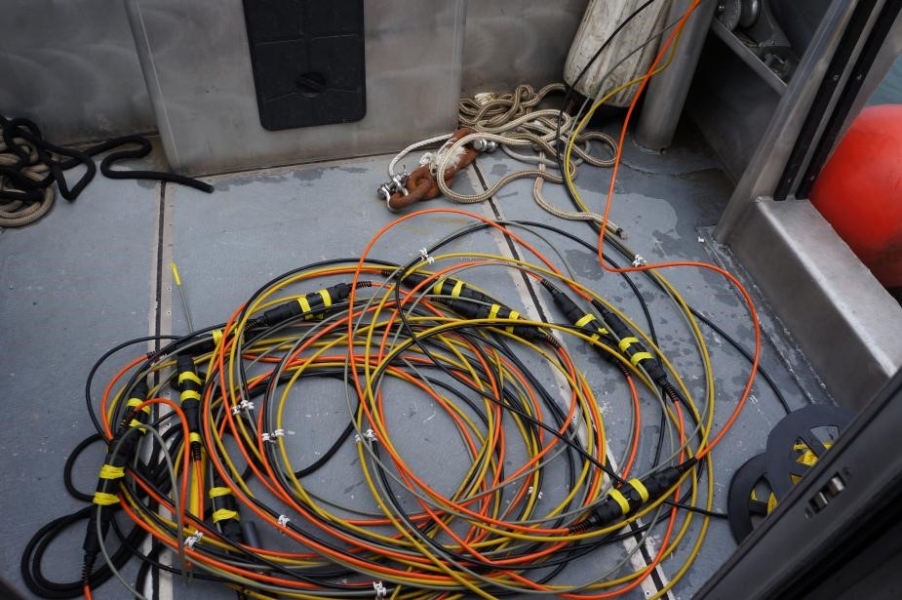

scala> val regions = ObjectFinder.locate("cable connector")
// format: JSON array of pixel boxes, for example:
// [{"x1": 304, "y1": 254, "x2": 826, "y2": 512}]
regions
[
  {"x1": 277, "y1": 515, "x2": 291, "y2": 529},
  {"x1": 570, "y1": 460, "x2": 696, "y2": 533},
  {"x1": 120, "y1": 379, "x2": 151, "y2": 434},
  {"x1": 392, "y1": 270, "x2": 498, "y2": 305},
  {"x1": 436, "y1": 297, "x2": 552, "y2": 344},
  {"x1": 540, "y1": 280, "x2": 618, "y2": 363},
  {"x1": 176, "y1": 355, "x2": 204, "y2": 461},
  {"x1": 589, "y1": 298, "x2": 670, "y2": 386},
  {"x1": 256, "y1": 282, "x2": 353, "y2": 326},
  {"x1": 209, "y1": 476, "x2": 244, "y2": 544}
]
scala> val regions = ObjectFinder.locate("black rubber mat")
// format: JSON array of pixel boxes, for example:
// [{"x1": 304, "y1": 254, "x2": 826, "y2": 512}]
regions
[{"x1": 243, "y1": 0, "x2": 366, "y2": 131}]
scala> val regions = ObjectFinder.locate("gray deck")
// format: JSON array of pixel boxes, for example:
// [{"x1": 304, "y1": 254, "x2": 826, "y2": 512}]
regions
[{"x1": 0, "y1": 124, "x2": 830, "y2": 599}]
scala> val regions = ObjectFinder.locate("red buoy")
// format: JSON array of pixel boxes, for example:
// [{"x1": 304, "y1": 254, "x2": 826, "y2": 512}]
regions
[{"x1": 810, "y1": 104, "x2": 902, "y2": 288}]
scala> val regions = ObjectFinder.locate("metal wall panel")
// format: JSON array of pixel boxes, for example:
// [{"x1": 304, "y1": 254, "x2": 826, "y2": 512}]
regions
[
  {"x1": 461, "y1": 0, "x2": 588, "y2": 95},
  {"x1": 0, "y1": 0, "x2": 154, "y2": 144},
  {"x1": 127, "y1": 0, "x2": 467, "y2": 175},
  {"x1": 729, "y1": 200, "x2": 902, "y2": 409}
]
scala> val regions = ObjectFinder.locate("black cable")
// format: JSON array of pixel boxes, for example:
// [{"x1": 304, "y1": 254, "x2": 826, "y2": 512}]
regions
[
  {"x1": 84, "y1": 334, "x2": 181, "y2": 435},
  {"x1": 62, "y1": 433, "x2": 105, "y2": 503}
]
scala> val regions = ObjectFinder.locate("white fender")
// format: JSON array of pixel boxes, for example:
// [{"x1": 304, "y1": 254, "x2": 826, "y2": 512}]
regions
[{"x1": 564, "y1": 0, "x2": 671, "y2": 106}]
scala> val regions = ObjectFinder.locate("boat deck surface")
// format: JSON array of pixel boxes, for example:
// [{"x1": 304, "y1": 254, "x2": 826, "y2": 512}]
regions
[{"x1": 0, "y1": 123, "x2": 831, "y2": 599}]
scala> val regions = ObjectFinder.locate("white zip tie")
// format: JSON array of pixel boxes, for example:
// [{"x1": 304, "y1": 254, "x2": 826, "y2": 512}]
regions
[
  {"x1": 184, "y1": 531, "x2": 203, "y2": 549},
  {"x1": 373, "y1": 581, "x2": 388, "y2": 598},
  {"x1": 631, "y1": 254, "x2": 647, "y2": 267},
  {"x1": 277, "y1": 514, "x2": 291, "y2": 528},
  {"x1": 419, "y1": 248, "x2": 435, "y2": 265},
  {"x1": 231, "y1": 399, "x2": 254, "y2": 415},
  {"x1": 262, "y1": 429, "x2": 290, "y2": 444},
  {"x1": 354, "y1": 429, "x2": 378, "y2": 444}
]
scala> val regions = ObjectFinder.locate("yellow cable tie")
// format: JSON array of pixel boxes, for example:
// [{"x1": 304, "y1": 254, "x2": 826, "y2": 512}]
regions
[
  {"x1": 451, "y1": 279, "x2": 465, "y2": 298},
  {"x1": 630, "y1": 351, "x2": 654, "y2": 366},
  {"x1": 189, "y1": 432, "x2": 202, "y2": 444},
  {"x1": 99, "y1": 464, "x2": 125, "y2": 480},
  {"x1": 212, "y1": 329, "x2": 223, "y2": 346},
  {"x1": 319, "y1": 289, "x2": 332, "y2": 308},
  {"x1": 212, "y1": 508, "x2": 240, "y2": 523},
  {"x1": 630, "y1": 478, "x2": 650, "y2": 503},
  {"x1": 93, "y1": 492, "x2": 120, "y2": 506},
  {"x1": 209, "y1": 486, "x2": 232, "y2": 499},
  {"x1": 180, "y1": 390, "x2": 202, "y2": 402},
  {"x1": 126, "y1": 398, "x2": 151, "y2": 414},
  {"x1": 618, "y1": 336, "x2": 639, "y2": 352},
  {"x1": 506, "y1": 310, "x2": 520, "y2": 332},
  {"x1": 574, "y1": 313, "x2": 596, "y2": 328},
  {"x1": 488, "y1": 304, "x2": 502, "y2": 320},
  {"x1": 298, "y1": 295, "x2": 312, "y2": 314},
  {"x1": 608, "y1": 489, "x2": 631, "y2": 517},
  {"x1": 178, "y1": 371, "x2": 203, "y2": 385}
]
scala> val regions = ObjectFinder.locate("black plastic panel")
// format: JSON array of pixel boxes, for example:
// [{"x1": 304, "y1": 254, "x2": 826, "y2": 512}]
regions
[{"x1": 242, "y1": 0, "x2": 366, "y2": 131}]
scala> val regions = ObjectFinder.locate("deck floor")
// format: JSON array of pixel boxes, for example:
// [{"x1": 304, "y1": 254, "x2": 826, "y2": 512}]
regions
[{"x1": 0, "y1": 124, "x2": 831, "y2": 599}]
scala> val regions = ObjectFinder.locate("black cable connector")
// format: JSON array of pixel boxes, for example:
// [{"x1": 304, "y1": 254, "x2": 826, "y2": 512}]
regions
[
  {"x1": 391, "y1": 270, "x2": 498, "y2": 305},
  {"x1": 176, "y1": 356, "x2": 204, "y2": 462},
  {"x1": 252, "y1": 282, "x2": 364, "y2": 327},
  {"x1": 435, "y1": 297, "x2": 551, "y2": 344},
  {"x1": 590, "y1": 298, "x2": 670, "y2": 387},
  {"x1": 209, "y1": 474, "x2": 243, "y2": 545},
  {"x1": 540, "y1": 280, "x2": 621, "y2": 365},
  {"x1": 82, "y1": 380, "x2": 151, "y2": 588},
  {"x1": 177, "y1": 329, "x2": 225, "y2": 357},
  {"x1": 117, "y1": 379, "x2": 150, "y2": 433},
  {"x1": 570, "y1": 460, "x2": 697, "y2": 532}
]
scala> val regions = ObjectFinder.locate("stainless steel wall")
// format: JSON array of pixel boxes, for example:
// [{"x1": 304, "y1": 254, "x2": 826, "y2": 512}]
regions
[
  {"x1": 1, "y1": 0, "x2": 590, "y2": 166},
  {"x1": 462, "y1": 0, "x2": 588, "y2": 95},
  {"x1": 127, "y1": 0, "x2": 468, "y2": 175},
  {"x1": 0, "y1": 0, "x2": 155, "y2": 144}
]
